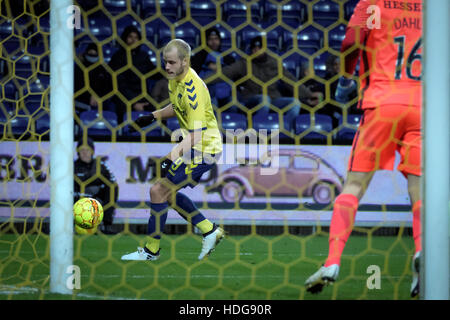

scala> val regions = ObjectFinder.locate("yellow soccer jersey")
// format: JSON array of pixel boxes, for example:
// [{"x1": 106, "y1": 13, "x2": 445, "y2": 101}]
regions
[{"x1": 168, "y1": 67, "x2": 223, "y2": 155}]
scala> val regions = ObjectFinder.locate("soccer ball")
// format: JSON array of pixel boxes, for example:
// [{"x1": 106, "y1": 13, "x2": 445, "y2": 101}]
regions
[
  {"x1": 74, "y1": 224, "x2": 98, "y2": 235},
  {"x1": 73, "y1": 197, "x2": 103, "y2": 229}
]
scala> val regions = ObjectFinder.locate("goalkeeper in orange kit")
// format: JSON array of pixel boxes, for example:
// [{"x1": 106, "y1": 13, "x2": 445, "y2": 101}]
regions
[{"x1": 305, "y1": 0, "x2": 423, "y2": 297}]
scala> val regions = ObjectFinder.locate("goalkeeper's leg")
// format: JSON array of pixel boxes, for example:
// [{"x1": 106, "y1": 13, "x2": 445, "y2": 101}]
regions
[
  {"x1": 407, "y1": 174, "x2": 422, "y2": 297},
  {"x1": 306, "y1": 171, "x2": 373, "y2": 293}
]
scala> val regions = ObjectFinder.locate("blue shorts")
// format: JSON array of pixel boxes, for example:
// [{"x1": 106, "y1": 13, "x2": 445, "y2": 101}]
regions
[{"x1": 166, "y1": 151, "x2": 220, "y2": 189}]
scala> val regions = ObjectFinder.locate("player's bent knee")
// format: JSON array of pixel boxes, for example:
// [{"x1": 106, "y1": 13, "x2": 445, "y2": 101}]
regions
[{"x1": 150, "y1": 182, "x2": 171, "y2": 203}]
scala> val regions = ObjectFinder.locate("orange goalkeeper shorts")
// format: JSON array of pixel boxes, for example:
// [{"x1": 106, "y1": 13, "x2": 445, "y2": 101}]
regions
[{"x1": 348, "y1": 105, "x2": 422, "y2": 177}]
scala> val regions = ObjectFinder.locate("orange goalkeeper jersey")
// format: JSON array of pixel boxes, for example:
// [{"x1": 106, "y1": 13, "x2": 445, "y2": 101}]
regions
[{"x1": 343, "y1": 0, "x2": 423, "y2": 109}]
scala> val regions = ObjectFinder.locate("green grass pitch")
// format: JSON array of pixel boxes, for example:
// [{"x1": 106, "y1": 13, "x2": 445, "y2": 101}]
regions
[{"x1": 0, "y1": 231, "x2": 415, "y2": 300}]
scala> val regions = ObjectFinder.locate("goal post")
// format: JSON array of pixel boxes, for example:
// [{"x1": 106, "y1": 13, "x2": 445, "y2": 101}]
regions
[
  {"x1": 49, "y1": 0, "x2": 74, "y2": 294},
  {"x1": 423, "y1": 0, "x2": 450, "y2": 300}
]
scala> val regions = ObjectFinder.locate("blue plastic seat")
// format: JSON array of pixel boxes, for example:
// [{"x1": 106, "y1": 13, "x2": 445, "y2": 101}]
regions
[
  {"x1": 344, "y1": 0, "x2": 360, "y2": 21},
  {"x1": 144, "y1": 19, "x2": 161, "y2": 46},
  {"x1": 221, "y1": 112, "x2": 248, "y2": 131},
  {"x1": 9, "y1": 114, "x2": 31, "y2": 135},
  {"x1": 23, "y1": 76, "x2": 49, "y2": 103},
  {"x1": 266, "y1": 27, "x2": 284, "y2": 53},
  {"x1": 314, "y1": 53, "x2": 330, "y2": 79},
  {"x1": 328, "y1": 24, "x2": 347, "y2": 51},
  {"x1": 283, "y1": 53, "x2": 309, "y2": 79},
  {"x1": 142, "y1": 0, "x2": 180, "y2": 21},
  {"x1": 104, "y1": 0, "x2": 139, "y2": 15},
  {"x1": 10, "y1": 53, "x2": 34, "y2": 78},
  {"x1": 87, "y1": 12, "x2": 112, "y2": 40},
  {"x1": 186, "y1": 0, "x2": 217, "y2": 26},
  {"x1": 35, "y1": 110, "x2": 50, "y2": 135},
  {"x1": 252, "y1": 113, "x2": 280, "y2": 134},
  {"x1": 295, "y1": 114, "x2": 333, "y2": 143},
  {"x1": 79, "y1": 110, "x2": 118, "y2": 137},
  {"x1": 222, "y1": 0, "x2": 248, "y2": 27},
  {"x1": 159, "y1": 27, "x2": 173, "y2": 47},
  {"x1": 337, "y1": 113, "x2": 362, "y2": 143},
  {"x1": 175, "y1": 23, "x2": 200, "y2": 48},
  {"x1": 298, "y1": 26, "x2": 323, "y2": 54},
  {"x1": 313, "y1": 0, "x2": 340, "y2": 27},
  {"x1": 281, "y1": 1, "x2": 307, "y2": 28},
  {"x1": 1, "y1": 80, "x2": 18, "y2": 100}
]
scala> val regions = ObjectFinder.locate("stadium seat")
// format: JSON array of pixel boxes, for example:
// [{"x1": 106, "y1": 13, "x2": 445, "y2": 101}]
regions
[
  {"x1": 328, "y1": 24, "x2": 347, "y2": 51},
  {"x1": 297, "y1": 26, "x2": 323, "y2": 54},
  {"x1": 9, "y1": 114, "x2": 31, "y2": 136},
  {"x1": 337, "y1": 113, "x2": 362, "y2": 143},
  {"x1": 12, "y1": 53, "x2": 35, "y2": 78},
  {"x1": 175, "y1": 23, "x2": 200, "y2": 48},
  {"x1": 221, "y1": 112, "x2": 248, "y2": 131},
  {"x1": 123, "y1": 111, "x2": 162, "y2": 137},
  {"x1": 313, "y1": 53, "x2": 330, "y2": 79},
  {"x1": 79, "y1": 110, "x2": 118, "y2": 138},
  {"x1": 142, "y1": 0, "x2": 180, "y2": 22},
  {"x1": 0, "y1": 19, "x2": 12, "y2": 39},
  {"x1": 25, "y1": 76, "x2": 50, "y2": 103},
  {"x1": 2, "y1": 38, "x2": 21, "y2": 56},
  {"x1": 104, "y1": 0, "x2": 139, "y2": 15},
  {"x1": 281, "y1": 1, "x2": 307, "y2": 28},
  {"x1": 186, "y1": 0, "x2": 217, "y2": 26},
  {"x1": 27, "y1": 34, "x2": 47, "y2": 56},
  {"x1": 37, "y1": 10, "x2": 50, "y2": 33},
  {"x1": 86, "y1": 12, "x2": 113, "y2": 40},
  {"x1": 159, "y1": 26, "x2": 173, "y2": 47},
  {"x1": 252, "y1": 113, "x2": 281, "y2": 136},
  {"x1": 144, "y1": 19, "x2": 161, "y2": 46},
  {"x1": 222, "y1": 0, "x2": 248, "y2": 27},
  {"x1": 344, "y1": 0, "x2": 360, "y2": 21},
  {"x1": 295, "y1": 114, "x2": 333, "y2": 143},
  {"x1": 1, "y1": 80, "x2": 18, "y2": 100},
  {"x1": 101, "y1": 42, "x2": 117, "y2": 63},
  {"x1": 283, "y1": 53, "x2": 309, "y2": 79},
  {"x1": 34, "y1": 110, "x2": 50, "y2": 135},
  {"x1": 266, "y1": 27, "x2": 284, "y2": 53},
  {"x1": 0, "y1": 108, "x2": 7, "y2": 137},
  {"x1": 313, "y1": 0, "x2": 340, "y2": 27},
  {"x1": 24, "y1": 102, "x2": 43, "y2": 115}
]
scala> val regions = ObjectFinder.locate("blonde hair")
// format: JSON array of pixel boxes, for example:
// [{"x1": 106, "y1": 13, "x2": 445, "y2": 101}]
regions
[{"x1": 163, "y1": 39, "x2": 191, "y2": 62}]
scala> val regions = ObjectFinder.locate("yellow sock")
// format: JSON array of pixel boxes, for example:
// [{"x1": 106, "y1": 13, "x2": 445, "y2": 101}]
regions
[
  {"x1": 196, "y1": 220, "x2": 214, "y2": 234},
  {"x1": 145, "y1": 237, "x2": 160, "y2": 254}
]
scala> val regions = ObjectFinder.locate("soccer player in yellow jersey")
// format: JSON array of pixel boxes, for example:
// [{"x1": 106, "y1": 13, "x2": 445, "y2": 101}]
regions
[{"x1": 121, "y1": 39, "x2": 224, "y2": 261}]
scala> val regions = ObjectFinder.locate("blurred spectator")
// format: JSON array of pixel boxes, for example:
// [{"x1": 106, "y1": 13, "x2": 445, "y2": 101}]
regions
[
  {"x1": 191, "y1": 27, "x2": 235, "y2": 107},
  {"x1": 74, "y1": 137, "x2": 119, "y2": 235},
  {"x1": 108, "y1": 25, "x2": 159, "y2": 123},
  {"x1": 74, "y1": 42, "x2": 113, "y2": 114},
  {"x1": 217, "y1": 36, "x2": 316, "y2": 128},
  {"x1": 150, "y1": 77, "x2": 169, "y2": 104}
]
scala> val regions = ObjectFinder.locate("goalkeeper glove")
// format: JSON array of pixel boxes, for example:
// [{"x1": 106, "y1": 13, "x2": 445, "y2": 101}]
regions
[
  {"x1": 335, "y1": 76, "x2": 356, "y2": 103},
  {"x1": 129, "y1": 113, "x2": 155, "y2": 133},
  {"x1": 160, "y1": 157, "x2": 173, "y2": 178},
  {"x1": 135, "y1": 113, "x2": 155, "y2": 128}
]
